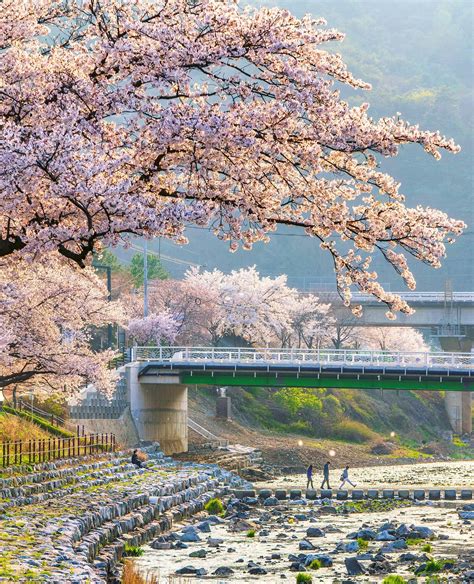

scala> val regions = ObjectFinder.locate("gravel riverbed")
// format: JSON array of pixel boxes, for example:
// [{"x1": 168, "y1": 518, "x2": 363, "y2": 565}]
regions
[{"x1": 132, "y1": 461, "x2": 474, "y2": 583}]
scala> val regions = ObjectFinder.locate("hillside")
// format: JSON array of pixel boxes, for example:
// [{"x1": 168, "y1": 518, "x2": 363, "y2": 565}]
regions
[{"x1": 188, "y1": 386, "x2": 473, "y2": 470}]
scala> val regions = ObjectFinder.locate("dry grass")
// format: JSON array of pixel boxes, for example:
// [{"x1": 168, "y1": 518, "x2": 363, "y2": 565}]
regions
[
  {"x1": 0, "y1": 413, "x2": 52, "y2": 442},
  {"x1": 136, "y1": 450, "x2": 149, "y2": 462},
  {"x1": 122, "y1": 562, "x2": 191, "y2": 584}
]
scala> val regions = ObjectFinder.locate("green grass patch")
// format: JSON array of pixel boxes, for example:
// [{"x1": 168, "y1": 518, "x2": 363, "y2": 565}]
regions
[
  {"x1": 332, "y1": 419, "x2": 378, "y2": 443},
  {"x1": 422, "y1": 543, "x2": 432, "y2": 553},
  {"x1": 296, "y1": 574, "x2": 312, "y2": 583},
  {"x1": 204, "y1": 497, "x2": 224, "y2": 515},
  {"x1": 308, "y1": 559, "x2": 322, "y2": 570},
  {"x1": 406, "y1": 538, "x2": 423, "y2": 546},
  {"x1": 123, "y1": 544, "x2": 144, "y2": 557},
  {"x1": 414, "y1": 558, "x2": 454, "y2": 575},
  {"x1": 382, "y1": 576, "x2": 408, "y2": 584},
  {"x1": 357, "y1": 537, "x2": 369, "y2": 550},
  {"x1": 246, "y1": 530, "x2": 256, "y2": 538}
]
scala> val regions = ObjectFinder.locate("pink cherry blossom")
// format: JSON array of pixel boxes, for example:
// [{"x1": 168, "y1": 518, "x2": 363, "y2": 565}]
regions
[
  {"x1": 0, "y1": 254, "x2": 124, "y2": 395},
  {"x1": 0, "y1": 0, "x2": 465, "y2": 314}
]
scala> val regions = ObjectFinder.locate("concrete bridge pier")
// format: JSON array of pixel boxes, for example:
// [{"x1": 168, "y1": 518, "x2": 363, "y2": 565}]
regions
[
  {"x1": 439, "y1": 338, "x2": 472, "y2": 435},
  {"x1": 126, "y1": 364, "x2": 188, "y2": 455}
]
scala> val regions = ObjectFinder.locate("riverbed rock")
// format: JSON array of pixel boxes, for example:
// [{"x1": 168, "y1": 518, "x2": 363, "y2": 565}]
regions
[
  {"x1": 213, "y1": 566, "x2": 234, "y2": 576},
  {"x1": 306, "y1": 527, "x2": 325, "y2": 537},
  {"x1": 299, "y1": 539, "x2": 316, "y2": 550},
  {"x1": 189, "y1": 549, "x2": 207, "y2": 558},
  {"x1": 375, "y1": 530, "x2": 396, "y2": 541},
  {"x1": 345, "y1": 557, "x2": 367, "y2": 575}
]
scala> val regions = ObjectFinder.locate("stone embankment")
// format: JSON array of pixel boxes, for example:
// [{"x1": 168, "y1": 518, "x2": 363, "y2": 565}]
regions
[{"x1": 0, "y1": 444, "x2": 248, "y2": 582}]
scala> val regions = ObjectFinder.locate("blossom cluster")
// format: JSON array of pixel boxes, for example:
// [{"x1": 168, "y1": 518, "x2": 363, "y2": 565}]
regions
[{"x1": 0, "y1": 0, "x2": 465, "y2": 314}]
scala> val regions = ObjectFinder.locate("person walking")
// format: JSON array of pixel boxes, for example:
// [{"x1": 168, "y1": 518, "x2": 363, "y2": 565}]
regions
[
  {"x1": 321, "y1": 460, "x2": 331, "y2": 489},
  {"x1": 306, "y1": 464, "x2": 314, "y2": 489},
  {"x1": 339, "y1": 465, "x2": 356, "y2": 489}
]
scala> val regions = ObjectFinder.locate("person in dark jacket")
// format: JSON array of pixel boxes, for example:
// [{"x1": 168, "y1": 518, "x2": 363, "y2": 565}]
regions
[
  {"x1": 131, "y1": 449, "x2": 143, "y2": 468},
  {"x1": 306, "y1": 464, "x2": 314, "y2": 489},
  {"x1": 321, "y1": 460, "x2": 331, "y2": 489}
]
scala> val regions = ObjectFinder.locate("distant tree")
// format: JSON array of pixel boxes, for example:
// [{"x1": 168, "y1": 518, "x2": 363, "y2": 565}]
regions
[
  {"x1": 93, "y1": 249, "x2": 125, "y2": 273},
  {"x1": 129, "y1": 253, "x2": 168, "y2": 288},
  {"x1": 358, "y1": 327, "x2": 428, "y2": 352},
  {"x1": 0, "y1": 0, "x2": 465, "y2": 317}
]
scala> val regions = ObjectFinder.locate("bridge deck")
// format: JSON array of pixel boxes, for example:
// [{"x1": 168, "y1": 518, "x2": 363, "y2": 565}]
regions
[{"x1": 134, "y1": 347, "x2": 474, "y2": 392}]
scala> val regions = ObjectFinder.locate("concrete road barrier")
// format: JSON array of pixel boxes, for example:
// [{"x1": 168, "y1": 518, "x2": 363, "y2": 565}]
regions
[
  {"x1": 414, "y1": 490, "x2": 425, "y2": 500},
  {"x1": 336, "y1": 490, "x2": 348, "y2": 500},
  {"x1": 429, "y1": 490, "x2": 441, "y2": 500}
]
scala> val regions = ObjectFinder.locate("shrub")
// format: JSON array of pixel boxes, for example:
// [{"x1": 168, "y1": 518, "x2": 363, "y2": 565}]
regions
[
  {"x1": 204, "y1": 498, "x2": 224, "y2": 515},
  {"x1": 274, "y1": 387, "x2": 323, "y2": 417},
  {"x1": 415, "y1": 559, "x2": 453, "y2": 575},
  {"x1": 308, "y1": 559, "x2": 322, "y2": 569},
  {"x1": 333, "y1": 419, "x2": 378, "y2": 443},
  {"x1": 296, "y1": 574, "x2": 312, "y2": 583},
  {"x1": 357, "y1": 537, "x2": 369, "y2": 551},
  {"x1": 382, "y1": 576, "x2": 408, "y2": 584},
  {"x1": 422, "y1": 543, "x2": 432, "y2": 553},
  {"x1": 246, "y1": 530, "x2": 255, "y2": 538},
  {"x1": 123, "y1": 544, "x2": 144, "y2": 557}
]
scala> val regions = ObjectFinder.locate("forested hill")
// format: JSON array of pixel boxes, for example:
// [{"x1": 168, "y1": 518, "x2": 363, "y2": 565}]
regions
[{"x1": 124, "y1": 0, "x2": 473, "y2": 291}]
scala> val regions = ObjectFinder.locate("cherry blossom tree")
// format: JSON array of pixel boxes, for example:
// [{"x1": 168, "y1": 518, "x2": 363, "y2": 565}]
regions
[
  {"x1": 289, "y1": 295, "x2": 333, "y2": 349},
  {"x1": 127, "y1": 312, "x2": 179, "y2": 346},
  {"x1": 0, "y1": 255, "x2": 124, "y2": 394},
  {"x1": 0, "y1": 0, "x2": 465, "y2": 316},
  {"x1": 358, "y1": 327, "x2": 429, "y2": 353}
]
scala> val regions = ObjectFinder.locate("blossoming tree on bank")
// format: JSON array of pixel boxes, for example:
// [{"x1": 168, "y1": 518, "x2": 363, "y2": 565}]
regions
[
  {"x1": 0, "y1": 256, "x2": 124, "y2": 394},
  {"x1": 126, "y1": 267, "x2": 332, "y2": 347},
  {"x1": 0, "y1": 0, "x2": 465, "y2": 317},
  {"x1": 357, "y1": 327, "x2": 429, "y2": 353}
]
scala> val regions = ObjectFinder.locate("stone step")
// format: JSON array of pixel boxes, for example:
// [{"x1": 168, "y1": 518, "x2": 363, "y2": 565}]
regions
[{"x1": 244, "y1": 488, "x2": 473, "y2": 501}]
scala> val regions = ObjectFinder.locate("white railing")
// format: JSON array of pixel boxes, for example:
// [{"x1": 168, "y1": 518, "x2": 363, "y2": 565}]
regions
[
  {"x1": 325, "y1": 291, "x2": 474, "y2": 303},
  {"x1": 132, "y1": 346, "x2": 473, "y2": 369}
]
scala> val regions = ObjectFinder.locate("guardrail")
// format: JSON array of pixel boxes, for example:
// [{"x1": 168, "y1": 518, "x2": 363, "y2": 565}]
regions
[
  {"x1": 131, "y1": 346, "x2": 473, "y2": 369},
  {"x1": 0, "y1": 433, "x2": 116, "y2": 467},
  {"x1": 323, "y1": 291, "x2": 474, "y2": 303},
  {"x1": 16, "y1": 399, "x2": 66, "y2": 428}
]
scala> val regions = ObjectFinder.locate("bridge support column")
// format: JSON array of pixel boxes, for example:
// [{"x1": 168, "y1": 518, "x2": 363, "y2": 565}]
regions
[
  {"x1": 127, "y1": 364, "x2": 188, "y2": 455},
  {"x1": 439, "y1": 338, "x2": 472, "y2": 435}
]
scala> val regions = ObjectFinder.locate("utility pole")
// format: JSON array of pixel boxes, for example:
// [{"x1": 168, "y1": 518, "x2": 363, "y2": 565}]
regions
[
  {"x1": 143, "y1": 240, "x2": 149, "y2": 317},
  {"x1": 92, "y1": 263, "x2": 113, "y2": 348}
]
